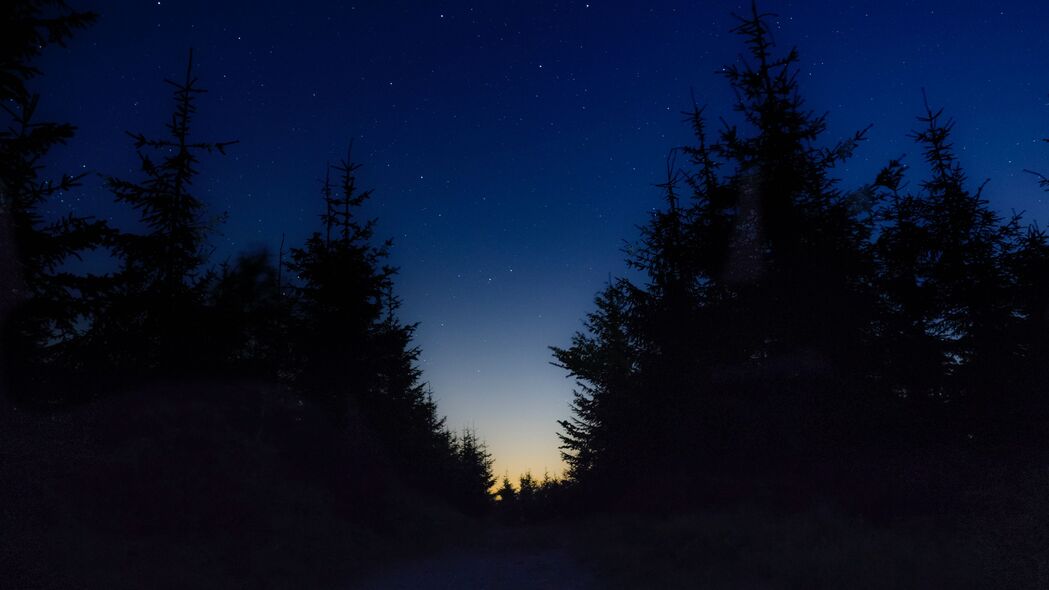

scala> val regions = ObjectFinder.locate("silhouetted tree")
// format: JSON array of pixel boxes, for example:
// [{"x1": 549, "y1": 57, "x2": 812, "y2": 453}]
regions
[
  {"x1": 366, "y1": 289, "x2": 471, "y2": 497},
  {"x1": 496, "y1": 470, "x2": 571, "y2": 523},
  {"x1": 1005, "y1": 223, "x2": 1049, "y2": 428},
  {"x1": 518, "y1": 471, "x2": 537, "y2": 503},
  {"x1": 1, "y1": 0, "x2": 110, "y2": 403},
  {"x1": 557, "y1": 3, "x2": 1049, "y2": 516},
  {"x1": 198, "y1": 248, "x2": 289, "y2": 376},
  {"x1": 555, "y1": 2, "x2": 880, "y2": 508},
  {"x1": 869, "y1": 157, "x2": 945, "y2": 405},
  {"x1": 449, "y1": 428, "x2": 495, "y2": 515},
  {"x1": 96, "y1": 50, "x2": 236, "y2": 375},
  {"x1": 553, "y1": 280, "x2": 640, "y2": 484},
  {"x1": 285, "y1": 151, "x2": 495, "y2": 511},
  {"x1": 1011, "y1": 130, "x2": 1049, "y2": 397},
  {"x1": 708, "y1": 4, "x2": 875, "y2": 370},
  {"x1": 0, "y1": 1, "x2": 96, "y2": 103},
  {"x1": 285, "y1": 154, "x2": 391, "y2": 418},
  {"x1": 873, "y1": 96, "x2": 1027, "y2": 444},
  {"x1": 495, "y1": 474, "x2": 516, "y2": 504}
]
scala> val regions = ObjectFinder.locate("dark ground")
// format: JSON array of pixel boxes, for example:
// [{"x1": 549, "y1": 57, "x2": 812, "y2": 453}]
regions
[{"x1": 3, "y1": 380, "x2": 1047, "y2": 589}]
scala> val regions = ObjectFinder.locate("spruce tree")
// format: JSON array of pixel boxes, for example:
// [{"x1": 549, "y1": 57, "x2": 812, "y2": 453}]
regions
[
  {"x1": 1, "y1": 0, "x2": 110, "y2": 402},
  {"x1": 495, "y1": 475, "x2": 516, "y2": 503},
  {"x1": 1006, "y1": 223, "x2": 1049, "y2": 432},
  {"x1": 286, "y1": 153, "x2": 391, "y2": 418},
  {"x1": 1011, "y1": 131, "x2": 1049, "y2": 396},
  {"x1": 286, "y1": 151, "x2": 498, "y2": 511},
  {"x1": 200, "y1": 248, "x2": 288, "y2": 376},
  {"x1": 368, "y1": 286, "x2": 460, "y2": 489},
  {"x1": 99, "y1": 50, "x2": 236, "y2": 374},
  {"x1": 709, "y1": 3, "x2": 875, "y2": 368},
  {"x1": 553, "y1": 280, "x2": 639, "y2": 483},
  {"x1": 554, "y1": 2, "x2": 881, "y2": 506},
  {"x1": 874, "y1": 96, "x2": 1024, "y2": 440},
  {"x1": 869, "y1": 158, "x2": 947, "y2": 406},
  {"x1": 451, "y1": 428, "x2": 495, "y2": 515}
]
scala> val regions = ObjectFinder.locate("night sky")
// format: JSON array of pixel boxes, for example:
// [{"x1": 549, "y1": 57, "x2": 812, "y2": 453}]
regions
[{"x1": 35, "y1": 0, "x2": 1048, "y2": 479}]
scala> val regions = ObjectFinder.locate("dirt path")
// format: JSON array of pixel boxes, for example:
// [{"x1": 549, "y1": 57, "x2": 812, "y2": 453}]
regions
[{"x1": 354, "y1": 529, "x2": 596, "y2": 590}]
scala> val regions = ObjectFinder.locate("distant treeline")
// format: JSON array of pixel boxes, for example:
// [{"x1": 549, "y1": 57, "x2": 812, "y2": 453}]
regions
[
  {"x1": 552, "y1": 4, "x2": 1049, "y2": 514},
  {"x1": 1, "y1": 0, "x2": 493, "y2": 515}
]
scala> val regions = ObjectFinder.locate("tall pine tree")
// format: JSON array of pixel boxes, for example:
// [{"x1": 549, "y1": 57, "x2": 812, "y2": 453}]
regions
[
  {"x1": 555, "y1": 2, "x2": 884, "y2": 507},
  {"x1": 553, "y1": 279, "x2": 639, "y2": 484},
  {"x1": 286, "y1": 152, "x2": 391, "y2": 418},
  {"x1": 286, "y1": 150, "x2": 495, "y2": 511},
  {"x1": 96, "y1": 50, "x2": 236, "y2": 375},
  {"x1": 1, "y1": 0, "x2": 111, "y2": 403},
  {"x1": 873, "y1": 96, "x2": 1025, "y2": 442}
]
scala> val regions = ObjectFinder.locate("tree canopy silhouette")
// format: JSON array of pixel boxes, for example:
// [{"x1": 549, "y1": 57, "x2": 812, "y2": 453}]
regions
[
  {"x1": 554, "y1": 2, "x2": 1049, "y2": 512},
  {"x1": 282, "y1": 151, "x2": 494, "y2": 511},
  {"x1": 1, "y1": 0, "x2": 109, "y2": 403},
  {"x1": 93, "y1": 49, "x2": 237, "y2": 376},
  {"x1": 2, "y1": 5, "x2": 495, "y2": 519}
]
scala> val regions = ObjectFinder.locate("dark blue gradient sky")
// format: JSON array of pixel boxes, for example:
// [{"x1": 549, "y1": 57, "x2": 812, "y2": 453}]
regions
[{"x1": 36, "y1": 0, "x2": 1048, "y2": 477}]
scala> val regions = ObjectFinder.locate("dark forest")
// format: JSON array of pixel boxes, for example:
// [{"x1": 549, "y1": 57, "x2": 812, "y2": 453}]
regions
[{"x1": 3, "y1": 1, "x2": 1048, "y2": 588}]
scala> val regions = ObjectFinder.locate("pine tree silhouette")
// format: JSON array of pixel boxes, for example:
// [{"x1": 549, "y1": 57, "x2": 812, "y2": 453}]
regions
[
  {"x1": 1006, "y1": 223, "x2": 1049, "y2": 434},
  {"x1": 1, "y1": 0, "x2": 110, "y2": 403},
  {"x1": 98, "y1": 49, "x2": 236, "y2": 374},
  {"x1": 712, "y1": 3, "x2": 875, "y2": 368},
  {"x1": 199, "y1": 248, "x2": 288, "y2": 376},
  {"x1": 285, "y1": 149, "x2": 496, "y2": 509},
  {"x1": 451, "y1": 428, "x2": 496, "y2": 515},
  {"x1": 556, "y1": 3, "x2": 1049, "y2": 513},
  {"x1": 553, "y1": 280, "x2": 639, "y2": 485},
  {"x1": 286, "y1": 150, "x2": 391, "y2": 419},
  {"x1": 874, "y1": 94, "x2": 1026, "y2": 441},
  {"x1": 554, "y1": 2, "x2": 880, "y2": 508}
]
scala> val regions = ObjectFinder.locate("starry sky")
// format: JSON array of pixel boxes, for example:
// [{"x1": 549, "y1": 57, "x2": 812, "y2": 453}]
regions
[{"x1": 35, "y1": 0, "x2": 1048, "y2": 479}]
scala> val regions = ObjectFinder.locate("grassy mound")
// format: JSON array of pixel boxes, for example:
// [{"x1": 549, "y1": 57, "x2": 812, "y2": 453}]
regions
[{"x1": 0, "y1": 380, "x2": 469, "y2": 589}]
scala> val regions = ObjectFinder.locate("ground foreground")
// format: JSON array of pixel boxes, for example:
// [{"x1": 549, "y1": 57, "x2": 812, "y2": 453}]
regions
[
  {"x1": 357, "y1": 527, "x2": 595, "y2": 590},
  {"x1": 359, "y1": 501, "x2": 1047, "y2": 589},
  {"x1": 3, "y1": 381, "x2": 1047, "y2": 589},
  {"x1": 0, "y1": 381, "x2": 469, "y2": 589}
]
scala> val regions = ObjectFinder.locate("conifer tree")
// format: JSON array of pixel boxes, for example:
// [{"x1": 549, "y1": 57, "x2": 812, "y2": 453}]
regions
[
  {"x1": 0, "y1": 1, "x2": 96, "y2": 103},
  {"x1": 286, "y1": 152, "x2": 392, "y2": 418},
  {"x1": 366, "y1": 286, "x2": 464, "y2": 490},
  {"x1": 554, "y1": 2, "x2": 881, "y2": 506},
  {"x1": 98, "y1": 50, "x2": 236, "y2": 373},
  {"x1": 1, "y1": 0, "x2": 110, "y2": 402},
  {"x1": 1007, "y1": 224, "x2": 1049, "y2": 425},
  {"x1": 869, "y1": 158, "x2": 947, "y2": 403},
  {"x1": 450, "y1": 428, "x2": 495, "y2": 515},
  {"x1": 285, "y1": 149, "x2": 498, "y2": 512},
  {"x1": 709, "y1": 3, "x2": 875, "y2": 367},
  {"x1": 553, "y1": 280, "x2": 638, "y2": 482},
  {"x1": 874, "y1": 96, "x2": 1023, "y2": 437},
  {"x1": 517, "y1": 471, "x2": 537, "y2": 506},
  {"x1": 495, "y1": 475, "x2": 516, "y2": 503},
  {"x1": 1012, "y1": 132, "x2": 1049, "y2": 381},
  {"x1": 200, "y1": 248, "x2": 288, "y2": 376}
]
